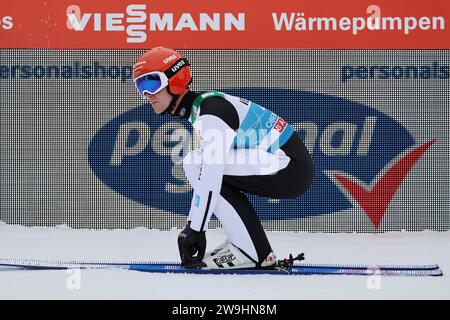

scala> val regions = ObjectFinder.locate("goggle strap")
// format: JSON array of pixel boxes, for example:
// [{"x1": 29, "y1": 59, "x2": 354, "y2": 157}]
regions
[{"x1": 164, "y1": 58, "x2": 190, "y2": 79}]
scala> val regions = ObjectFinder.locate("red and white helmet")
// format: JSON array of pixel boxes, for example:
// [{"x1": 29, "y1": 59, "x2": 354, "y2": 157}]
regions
[{"x1": 133, "y1": 47, "x2": 192, "y2": 96}]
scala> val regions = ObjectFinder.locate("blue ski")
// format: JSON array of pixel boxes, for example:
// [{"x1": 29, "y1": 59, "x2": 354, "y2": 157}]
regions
[{"x1": 0, "y1": 258, "x2": 442, "y2": 276}]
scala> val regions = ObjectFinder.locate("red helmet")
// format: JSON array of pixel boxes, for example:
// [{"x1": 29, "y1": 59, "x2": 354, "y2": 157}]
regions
[{"x1": 133, "y1": 47, "x2": 192, "y2": 96}]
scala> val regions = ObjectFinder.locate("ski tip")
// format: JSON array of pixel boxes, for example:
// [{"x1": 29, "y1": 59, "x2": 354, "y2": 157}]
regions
[{"x1": 431, "y1": 269, "x2": 444, "y2": 276}]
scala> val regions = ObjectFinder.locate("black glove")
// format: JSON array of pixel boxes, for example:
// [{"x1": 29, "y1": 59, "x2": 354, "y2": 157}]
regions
[{"x1": 178, "y1": 222, "x2": 206, "y2": 268}]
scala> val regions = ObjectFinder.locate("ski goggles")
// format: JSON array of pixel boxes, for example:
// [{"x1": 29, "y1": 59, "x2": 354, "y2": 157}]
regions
[
  {"x1": 134, "y1": 58, "x2": 190, "y2": 97},
  {"x1": 134, "y1": 71, "x2": 169, "y2": 97}
]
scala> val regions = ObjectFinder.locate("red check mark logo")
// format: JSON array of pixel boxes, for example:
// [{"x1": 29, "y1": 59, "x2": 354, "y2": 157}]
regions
[{"x1": 329, "y1": 139, "x2": 435, "y2": 228}]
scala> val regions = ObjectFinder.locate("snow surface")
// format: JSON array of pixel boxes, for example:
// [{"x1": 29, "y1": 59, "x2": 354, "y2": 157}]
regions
[{"x1": 0, "y1": 222, "x2": 448, "y2": 300}]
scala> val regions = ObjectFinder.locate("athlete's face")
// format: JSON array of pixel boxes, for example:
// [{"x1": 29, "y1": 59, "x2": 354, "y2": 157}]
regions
[{"x1": 144, "y1": 87, "x2": 172, "y2": 114}]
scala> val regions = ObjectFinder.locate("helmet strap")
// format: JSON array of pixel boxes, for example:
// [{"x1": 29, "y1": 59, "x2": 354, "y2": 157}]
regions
[
  {"x1": 169, "y1": 94, "x2": 180, "y2": 114},
  {"x1": 170, "y1": 89, "x2": 193, "y2": 117},
  {"x1": 156, "y1": 95, "x2": 178, "y2": 116}
]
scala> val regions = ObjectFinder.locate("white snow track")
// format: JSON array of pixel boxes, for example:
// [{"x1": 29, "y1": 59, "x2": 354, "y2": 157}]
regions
[{"x1": 0, "y1": 222, "x2": 448, "y2": 299}]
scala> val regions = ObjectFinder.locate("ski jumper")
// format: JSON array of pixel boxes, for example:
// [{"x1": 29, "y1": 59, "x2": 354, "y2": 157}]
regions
[{"x1": 179, "y1": 90, "x2": 315, "y2": 263}]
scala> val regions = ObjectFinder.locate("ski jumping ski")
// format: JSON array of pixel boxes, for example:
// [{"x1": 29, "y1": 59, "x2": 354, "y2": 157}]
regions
[{"x1": 0, "y1": 254, "x2": 443, "y2": 276}]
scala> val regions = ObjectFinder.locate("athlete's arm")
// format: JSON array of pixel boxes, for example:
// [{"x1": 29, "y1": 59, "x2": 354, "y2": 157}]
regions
[{"x1": 188, "y1": 97, "x2": 239, "y2": 232}]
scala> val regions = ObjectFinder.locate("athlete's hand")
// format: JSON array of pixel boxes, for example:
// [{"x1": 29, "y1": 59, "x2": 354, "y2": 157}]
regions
[{"x1": 177, "y1": 222, "x2": 206, "y2": 268}]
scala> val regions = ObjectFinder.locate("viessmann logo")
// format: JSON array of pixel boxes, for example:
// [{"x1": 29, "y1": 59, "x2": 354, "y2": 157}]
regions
[
  {"x1": 88, "y1": 88, "x2": 435, "y2": 228},
  {"x1": 66, "y1": 4, "x2": 245, "y2": 43}
]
